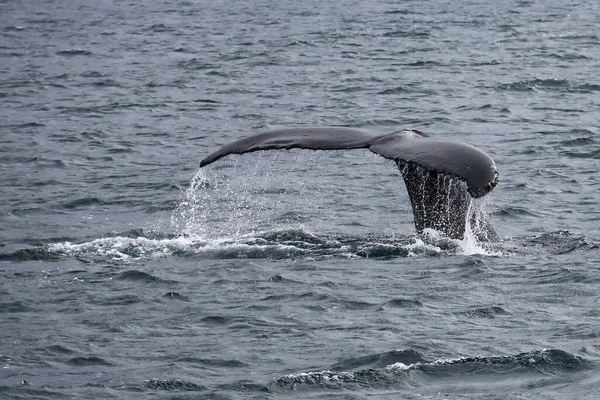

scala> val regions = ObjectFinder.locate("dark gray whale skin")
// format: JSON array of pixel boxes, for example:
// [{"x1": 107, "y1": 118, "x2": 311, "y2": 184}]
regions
[{"x1": 200, "y1": 128, "x2": 498, "y2": 240}]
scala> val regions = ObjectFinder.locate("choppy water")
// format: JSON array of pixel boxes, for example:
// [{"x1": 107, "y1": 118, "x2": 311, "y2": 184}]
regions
[{"x1": 1, "y1": 0, "x2": 600, "y2": 398}]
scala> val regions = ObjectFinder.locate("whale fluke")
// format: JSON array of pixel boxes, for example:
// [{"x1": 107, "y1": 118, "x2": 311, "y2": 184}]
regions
[
  {"x1": 199, "y1": 128, "x2": 498, "y2": 240},
  {"x1": 199, "y1": 128, "x2": 378, "y2": 167}
]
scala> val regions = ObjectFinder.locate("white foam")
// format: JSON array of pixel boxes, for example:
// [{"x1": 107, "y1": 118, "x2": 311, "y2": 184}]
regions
[
  {"x1": 459, "y1": 233, "x2": 489, "y2": 256},
  {"x1": 405, "y1": 235, "x2": 443, "y2": 256},
  {"x1": 46, "y1": 232, "x2": 310, "y2": 262},
  {"x1": 47, "y1": 235, "x2": 199, "y2": 261},
  {"x1": 430, "y1": 356, "x2": 466, "y2": 365},
  {"x1": 385, "y1": 362, "x2": 417, "y2": 371},
  {"x1": 281, "y1": 370, "x2": 356, "y2": 383},
  {"x1": 459, "y1": 198, "x2": 490, "y2": 255}
]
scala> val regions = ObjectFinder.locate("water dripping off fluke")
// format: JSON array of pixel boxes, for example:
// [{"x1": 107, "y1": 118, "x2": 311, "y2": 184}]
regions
[
  {"x1": 171, "y1": 168, "x2": 212, "y2": 237},
  {"x1": 171, "y1": 154, "x2": 499, "y2": 259},
  {"x1": 398, "y1": 162, "x2": 497, "y2": 253},
  {"x1": 171, "y1": 157, "x2": 305, "y2": 240}
]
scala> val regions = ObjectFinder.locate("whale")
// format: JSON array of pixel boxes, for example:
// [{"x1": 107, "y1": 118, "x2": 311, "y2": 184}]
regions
[{"x1": 200, "y1": 128, "x2": 499, "y2": 240}]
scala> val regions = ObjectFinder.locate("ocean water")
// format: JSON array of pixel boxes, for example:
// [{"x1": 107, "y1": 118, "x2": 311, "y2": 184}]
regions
[{"x1": 1, "y1": 0, "x2": 599, "y2": 398}]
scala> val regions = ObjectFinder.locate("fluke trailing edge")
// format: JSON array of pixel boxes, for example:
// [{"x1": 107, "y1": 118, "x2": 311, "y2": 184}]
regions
[{"x1": 200, "y1": 128, "x2": 499, "y2": 240}]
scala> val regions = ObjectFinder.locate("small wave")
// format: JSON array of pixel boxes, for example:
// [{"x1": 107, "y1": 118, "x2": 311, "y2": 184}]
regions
[
  {"x1": 459, "y1": 305, "x2": 509, "y2": 318},
  {"x1": 0, "y1": 300, "x2": 36, "y2": 313},
  {"x1": 81, "y1": 71, "x2": 104, "y2": 78},
  {"x1": 377, "y1": 86, "x2": 411, "y2": 95},
  {"x1": 284, "y1": 39, "x2": 315, "y2": 47},
  {"x1": 193, "y1": 98, "x2": 220, "y2": 104},
  {"x1": 147, "y1": 23, "x2": 174, "y2": 32},
  {"x1": 384, "y1": 9, "x2": 415, "y2": 15},
  {"x1": 60, "y1": 197, "x2": 105, "y2": 210},
  {"x1": 145, "y1": 379, "x2": 207, "y2": 391},
  {"x1": 200, "y1": 315, "x2": 231, "y2": 325},
  {"x1": 22, "y1": 155, "x2": 65, "y2": 167},
  {"x1": 354, "y1": 118, "x2": 403, "y2": 128},
  {"x1": 99, "y1": 294, "x2": 143, "y2": 306},
  {"x1": 24, "y1": 18, "x2": 58, "y2": 24},
  {"x1": 378, "y1": 298, "x2": 423, "y2": 309},
  {"x1": 381, "y1": 30, "x2": 430, "y2": 38},
  {"x1": 177, "y1": 58, "x2": 216, "y2": 71},
  {"x1": 274, "y1": 369, "x2": 376, "y2": 390},
  {"x1": 533, "y1": 267, "x2": 590, "y2": 285},
  {"x1": 495, "y1": 206, "x2": 541, "y2": 218},
  {"x1": 269, "y1": 274, "x2": 298, "y2": 283},
  {"x1": 519, "y1": 230, "x2": 598, "y2": 255},
  {"x1": 10, "y1": 121, "x2": 46, "y2": 128},
  {"x1": 0, "y1": 246, "x2": 62, "y2": 262},
  {"x1": 0, "y1": 387, "x2": 65, "y2": 399},
  {"x1": 273, "y1": 349, "x2": 590, "y2": 390},
  {"x1": 174, "y1": 357, "x2": 248, "y2": 368},
  {"x1": 419, "y1": 349, "x2": 589, "y2": 375},
  {"x1": 332, "y1": 349, "x2": 426, "y2": 371},
  {"x1": 45, "y1": 235, "x2": 204, "y2": 261},
  {"x1": 497, "y1": 79, "x2": 600, "y2": 94},
  {"x1": 116, "y1": 270, "x2": 161, "y2": 283},
  {"x1": 216, "y1": 380, "x2": 270, "y2": 393},
  {"x1": 571, "y1": 83, "x2": 600, "y2": 93},
  {"x1": 563, "y1": 149, "x2": 600, "y2": 159},
  {"x1": 402, "y1": 60, "x2": 440, "y2": 66},
  {"x1": 66, "y1": 356, "x2": 114, "y2": 366},
  {"x1": 87, "y1": 79, "x2": 122, "y2": 88},
  {"x1": 355, "y1": 242, "x2": 410, "y2": 258},
  {"x1": 545, "y1": 52, "x2": 591, "y2": 61},
  {"x1": 40, "y1": 345, "x2": 76, "y2": 355},
  {"x1": 56, "y1": 49, "x2": 93, "y2": 57},
  {"x1": 559, "y1": 136, "x2": 596, "y2": 147},
  {"x1": 163, "y1": 291, "x2": 189, "y2": 301},
  {"x1": 497, "y1": 78, "x2": 569, "y2": 92},
  {"x1": 3, "y1": 26, "x2": 26, "y2": 32}
]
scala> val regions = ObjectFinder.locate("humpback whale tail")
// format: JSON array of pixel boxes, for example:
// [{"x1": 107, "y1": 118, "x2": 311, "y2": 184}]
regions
[{"x1": 199, "y1": 128, "x2": 498, "y2": 240}]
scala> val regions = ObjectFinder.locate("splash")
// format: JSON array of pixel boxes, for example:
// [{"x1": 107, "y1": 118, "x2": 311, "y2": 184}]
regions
[
  {"x1": 47, "y1": 235, "x2": 201, "y2": 261},
  {"x1": 33, "y1": 154, "x2": 502, "y2": 263},
  {"x1": 170, "y1": 164, "x2": 267, "y2": 238},
  {"x1": 170, "y1": 168, "x2": 211, "y2": 237},
  {"x1": 461, "y1": 195, "x2": 502, "y2": 256},
  {"x1": 167, "y1": 156, "x2": 501, "y2": 258},
  {"x1": 170, "y1": 154, "x2": 316, "y2": 239},
  {"x1": 405, "y1": 236, "x2": 444, "y2": 257},
  {"x1": 414, "y1": 205, "x2": 500, "y2": 257},
  {"x1": 398, "y1": 162, "x2": 491, "y2": 241},
  {"x1": 400, "y1": 161, "x2": 500, "y2": 256}
]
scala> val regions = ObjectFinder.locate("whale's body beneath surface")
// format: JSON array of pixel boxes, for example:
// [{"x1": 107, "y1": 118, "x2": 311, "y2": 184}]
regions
[{"x1": 200, "y1": 128, "x2": 498, "y2": 240}]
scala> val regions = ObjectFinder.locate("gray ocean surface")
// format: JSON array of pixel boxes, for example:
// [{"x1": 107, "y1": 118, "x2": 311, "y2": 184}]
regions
[{"x1": 1, "y1": 0, "x2": 600, "y2": 398}]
